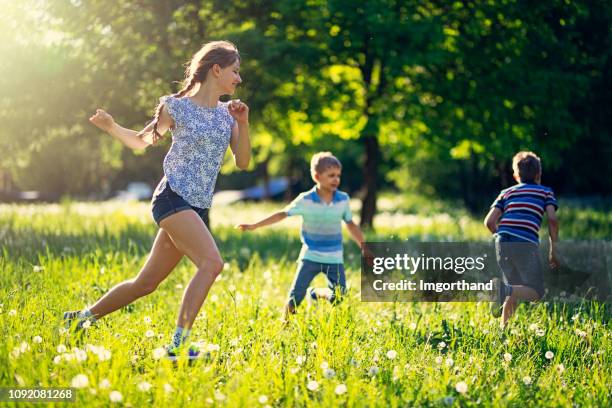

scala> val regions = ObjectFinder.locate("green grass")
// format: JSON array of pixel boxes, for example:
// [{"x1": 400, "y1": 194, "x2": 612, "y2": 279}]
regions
[{"x1": 0, "y1": 199, "x2": 610, "y2": 407}]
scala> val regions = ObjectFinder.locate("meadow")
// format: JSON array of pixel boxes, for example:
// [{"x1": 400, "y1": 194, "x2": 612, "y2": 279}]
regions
[{"x1": 1, "y1": 196, "x2": 610, "y2": 407}]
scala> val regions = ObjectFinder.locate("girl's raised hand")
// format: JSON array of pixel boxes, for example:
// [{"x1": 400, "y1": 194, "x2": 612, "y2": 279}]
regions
[
  {"x1": 235, "y1": 223, "x2": 255, "y2": 231},
  {"x1": 89, "y1": 109, "x2": 115, "y2": 132},
  {"x1": 228, "y1": 99, "x2": 249, "y2": 124}
]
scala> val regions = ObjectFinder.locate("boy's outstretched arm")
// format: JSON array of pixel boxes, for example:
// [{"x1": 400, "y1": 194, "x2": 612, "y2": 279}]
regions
[
  {"x1": 546, "y1": 205, "x2": 560, "y2": 268},
  {"x1": 236, "y1": 211, "x2": 288, "y2": 231},
  {"x1": 345, "y1": 221, "x2": 365, "y2": 247},
  {"x1": 484, "y1": 208, "x2": 502, "y2": 234}
]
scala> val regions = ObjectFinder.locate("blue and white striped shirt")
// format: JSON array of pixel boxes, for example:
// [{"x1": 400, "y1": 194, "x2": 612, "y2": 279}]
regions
[{"x1": 284, "y1": 187, "x2": 353, "y2": 264}]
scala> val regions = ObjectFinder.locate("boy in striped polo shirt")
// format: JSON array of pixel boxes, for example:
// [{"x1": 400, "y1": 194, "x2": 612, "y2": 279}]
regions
[
  {"x1": 484, "y1": 151, "x2": 560, "y2": 327},
  {"x1": 237, "y1": 152, "x2": 364, "y2": 320}
]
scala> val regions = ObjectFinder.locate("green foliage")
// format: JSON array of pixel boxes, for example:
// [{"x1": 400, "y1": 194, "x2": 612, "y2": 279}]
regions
[{"x1": 1, "y1": 0, "x2": 611, "y2": 214}]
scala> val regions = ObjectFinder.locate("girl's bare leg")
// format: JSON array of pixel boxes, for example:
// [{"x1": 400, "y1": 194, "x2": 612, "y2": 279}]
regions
[
  {"x1": 88, "y1": 229, "x2": 183, "y2": 318},
  {"x1": 159, "y1": 210, "x2": 224, "y2": 329}
]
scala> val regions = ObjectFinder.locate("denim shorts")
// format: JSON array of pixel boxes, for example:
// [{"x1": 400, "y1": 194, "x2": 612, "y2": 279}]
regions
[
  {"x1": 495, "y1": 233, "x2": 545, "y2": 298},
  {"x1": 151, "y1": 178, "x2": 209, "y2": 227}
]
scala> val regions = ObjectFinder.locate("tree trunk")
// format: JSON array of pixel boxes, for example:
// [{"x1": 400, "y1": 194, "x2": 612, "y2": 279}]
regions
[
  {"x1": 498, "y1": 160, "x2": 510, "y2": 188},
  {"x1": 360, "y1": 134, "x2": 380, "y2": 229}
]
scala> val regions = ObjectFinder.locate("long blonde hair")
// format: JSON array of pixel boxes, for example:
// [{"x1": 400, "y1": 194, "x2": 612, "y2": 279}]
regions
[{"x1": 142, "y1": 41, "x2": 240, "y2": 144}]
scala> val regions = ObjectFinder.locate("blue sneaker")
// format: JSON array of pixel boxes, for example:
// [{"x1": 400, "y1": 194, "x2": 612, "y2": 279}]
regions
[
  {"x1": 308, "y1": 287, "x2": 317, "y2": 301},
  {"x1": 165, "y1": 344, "x2": 201, "y2": 362}
]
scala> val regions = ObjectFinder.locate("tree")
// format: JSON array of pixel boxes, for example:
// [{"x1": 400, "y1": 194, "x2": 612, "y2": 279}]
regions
[{"x1": 221, "y1": 0, "x2": 447, "y2": 227}]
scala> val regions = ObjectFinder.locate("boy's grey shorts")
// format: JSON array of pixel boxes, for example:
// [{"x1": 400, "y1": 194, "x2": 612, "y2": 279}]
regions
[{"x1": 495, "y1": 234, "x2": 545, "y2": 298}]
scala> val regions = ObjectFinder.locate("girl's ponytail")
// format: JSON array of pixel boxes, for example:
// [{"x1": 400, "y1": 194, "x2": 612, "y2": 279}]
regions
[
  {"x1": 147, "y1": 75, "x2": 199, "y2": 144},
  {"x1": 140, "y1": 41, "x2": 239, "y2": 145}
]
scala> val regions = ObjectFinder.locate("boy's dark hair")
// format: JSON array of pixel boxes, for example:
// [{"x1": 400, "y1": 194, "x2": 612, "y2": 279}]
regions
[{"x1": 512, "y1": 151, "x2": 541, "y2": 183}]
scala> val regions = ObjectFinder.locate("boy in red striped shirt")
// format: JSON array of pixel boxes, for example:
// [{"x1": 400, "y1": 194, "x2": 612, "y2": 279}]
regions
[{"x1": 484, "y1": 151, "x2": 560, "y2": 327}]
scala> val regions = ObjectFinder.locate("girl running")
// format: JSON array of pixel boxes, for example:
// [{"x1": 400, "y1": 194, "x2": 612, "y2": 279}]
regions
[{"x1": 63, "y1": 40, "x2": 250, "y2": 360}]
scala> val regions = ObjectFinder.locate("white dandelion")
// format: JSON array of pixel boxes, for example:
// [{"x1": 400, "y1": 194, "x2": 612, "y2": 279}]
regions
[
  {"x1": 335, "y1": 384, "x2": 347, "y2": 395},
  {"x1": 71, "y1": 374, "x2": 89, "y2": 388},
  {"x1": 368, "y1": 366, "x2": 379, "y2": 377},
  {"x1": 152, "y1": 347, "x2": 166, "y2": 360},
  {"x1": 545, "y1": 351, "x2": 554, "y2": 360},
  {"x1": 522, "y1": 376, "x2": 532, "y2": 385},
  {"x1": 97, "y1": 348, "x2": 111, "y2": 362},
  {"x1": 503, "y1": 353, "x2": 512, "y2": 362},
  {"x1": 445, "y1": 358, "x2": 454, "y2": 367},
  {"x1": 75, "y1": 348, "x2": 88, "y2": 362},
  {"x1": 323, "y1": 368, "x2": 336, "y2": 379},
  {"x1": 33, "y1": 336, "x2": 43, "y2": 344},
  {"x1": 206, "y1": 343, "x2": 220, "y2": 353},
  {"x1": 307, "y1": 380, "x2": 319, "y2": 391},
  {"x1": 109, "y1": 390, "x2": 122, "y2": 403},
  {"x1": 164, "y1": 383, "x2": 174, "y2": 394},
  {"x1": 387, "y1": 350, "x2": 398, "y2": 360},
  {"x1": 138, "y1": 381, "x2": 152, "y2": 392},
  {"x1": 99, "y1": 379, "x2": 111, "y2": 389},
  {"x1": 258, "y1": 395, "x2": 268, "y2": 404},
  {"x1": 575, "y1": 329, "x2": 587, "y2": 338},
  {"x1": 63, "y1": 353, "x2": 75, "y2": 362},
  {"x1": 455, "y1": 381, "x2": 468, "y2": 394},
  {"x1": 145, "y1": 330, "x2": 155, "y2": 338}
]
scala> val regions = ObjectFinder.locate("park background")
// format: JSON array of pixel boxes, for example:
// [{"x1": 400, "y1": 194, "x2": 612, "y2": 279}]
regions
[
  {"x1": 1, "y1": 1, "x2": 610, "y2": 407},
  {"x1": 1, "y1": 0, "x2": 612, "y2": 225}
]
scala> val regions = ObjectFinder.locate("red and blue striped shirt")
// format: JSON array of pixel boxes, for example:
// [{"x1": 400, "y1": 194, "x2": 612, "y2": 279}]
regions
[{"x1": 491, "y1": 183, "x2": 558, "y2": 244}]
